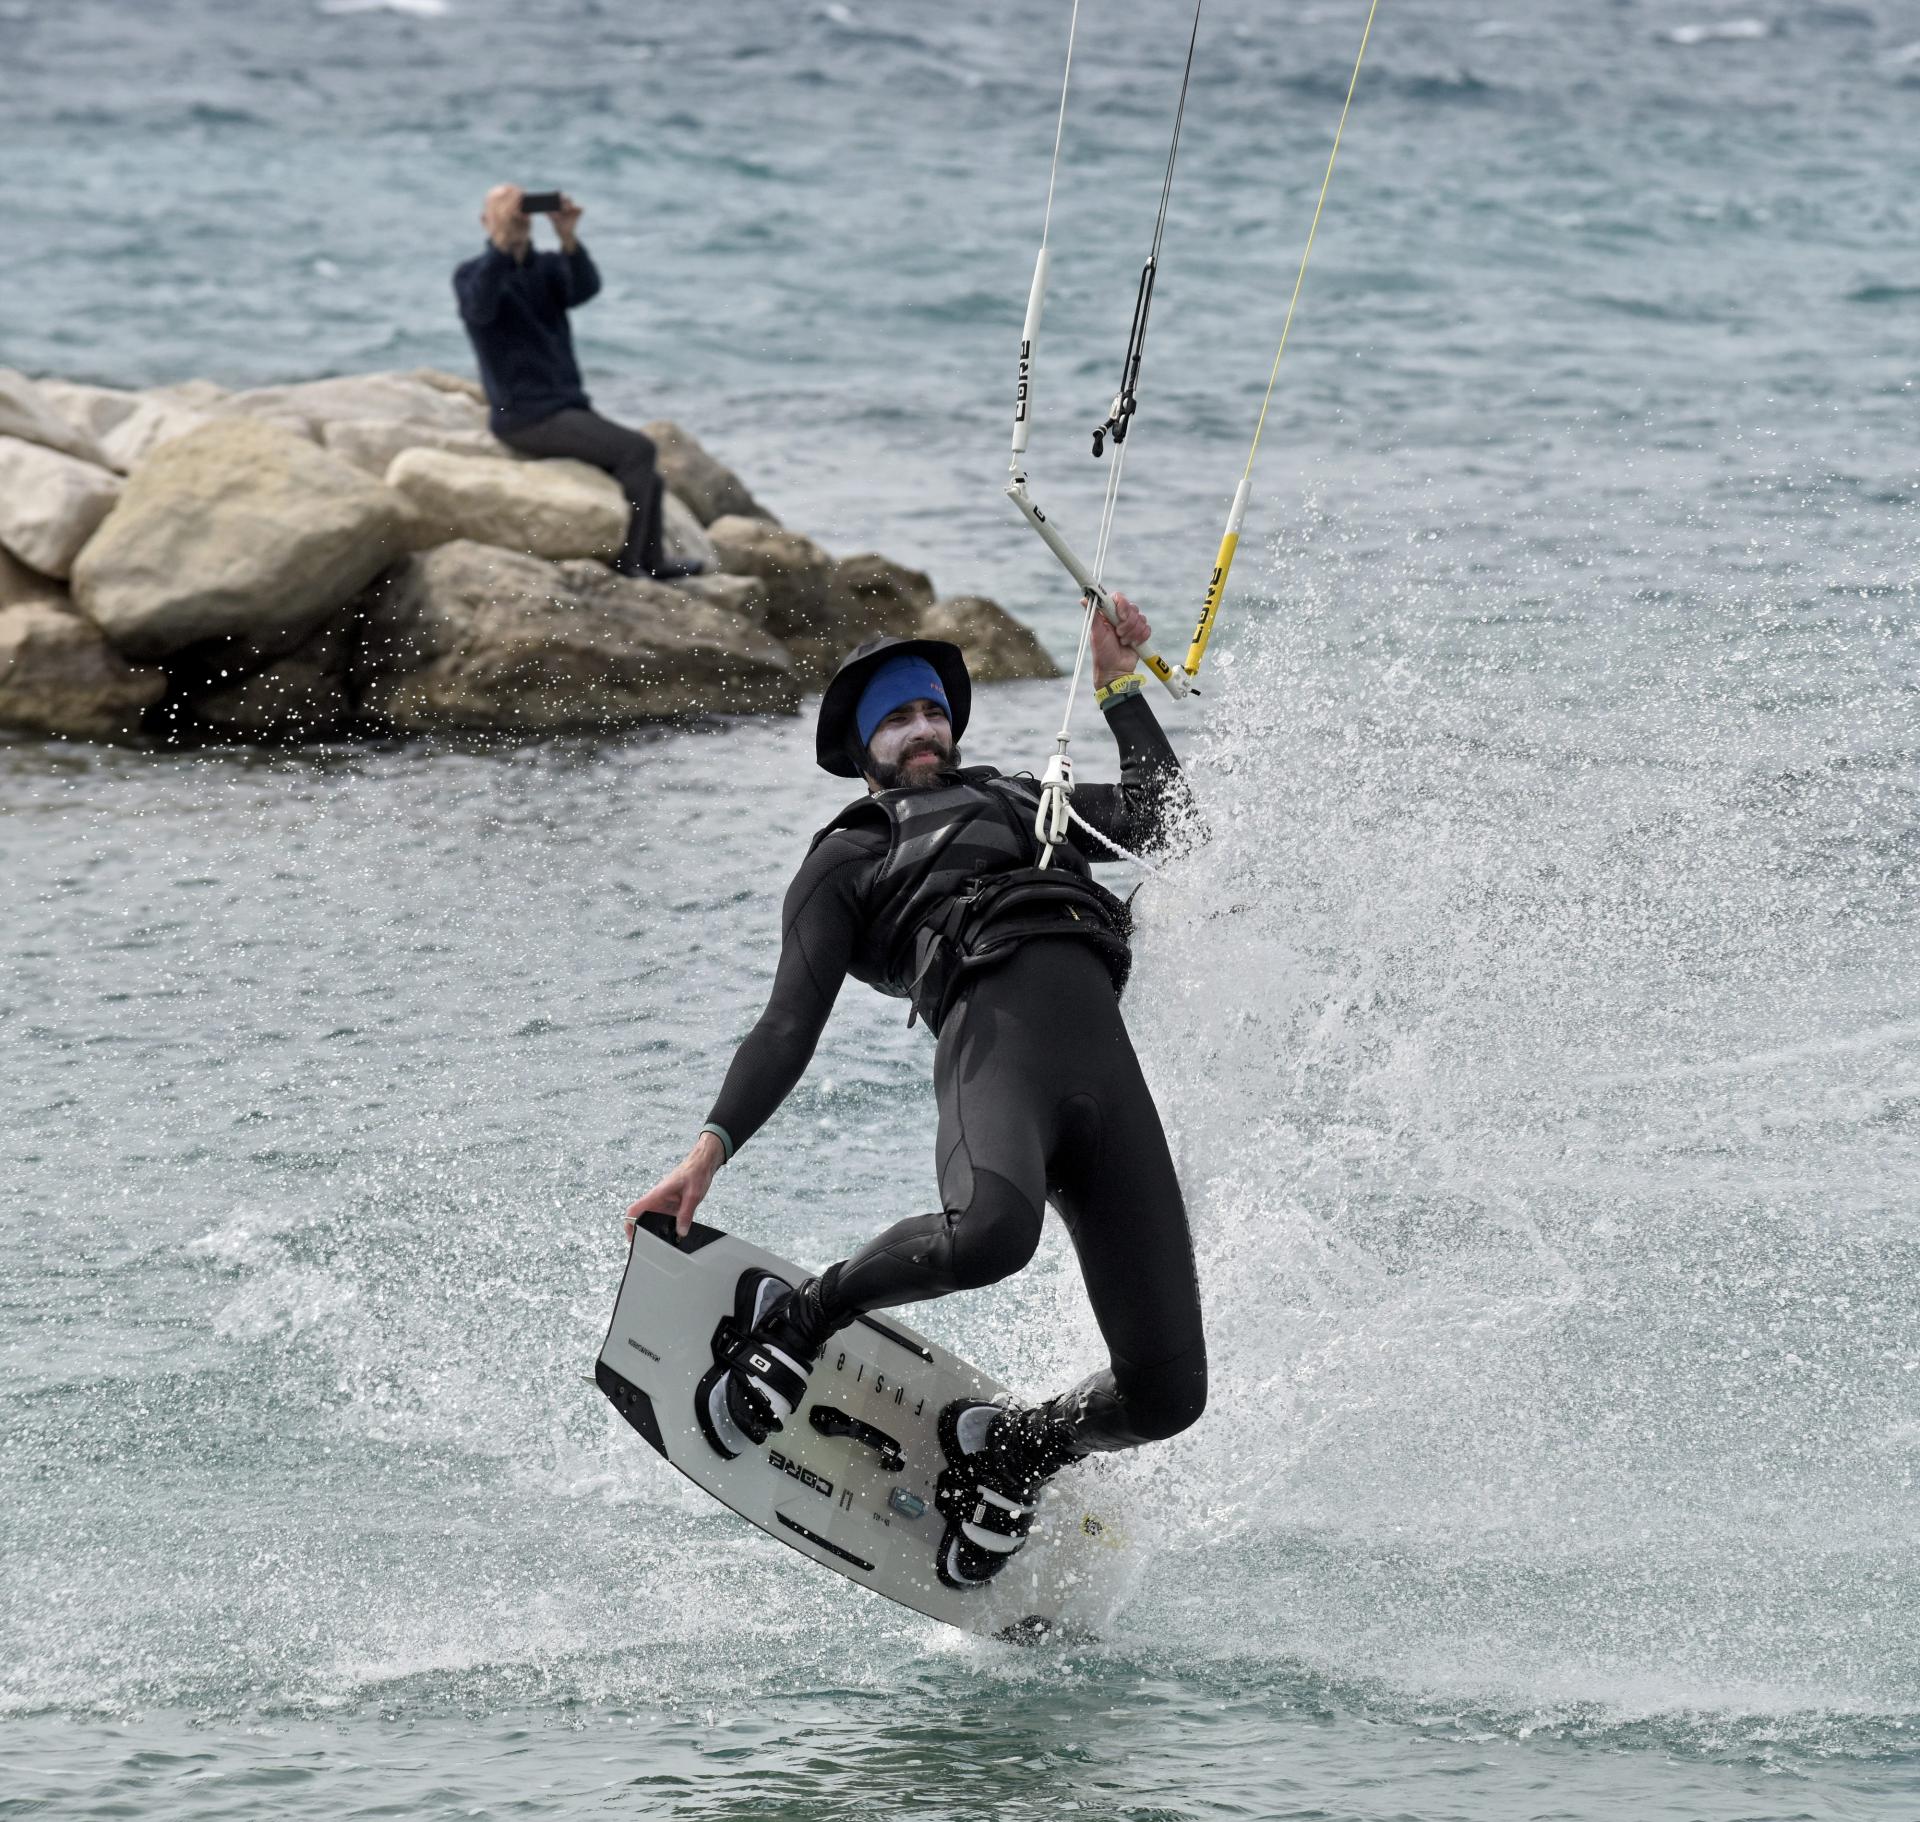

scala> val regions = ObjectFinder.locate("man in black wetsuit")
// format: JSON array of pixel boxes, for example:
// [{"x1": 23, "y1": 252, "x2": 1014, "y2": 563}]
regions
[
  {"x1": 454, "y1": 184, "x2": 698, "y2": 583},
  {"x1": 625, "y1": 598, "x2": 1205, "y2": 1591}
]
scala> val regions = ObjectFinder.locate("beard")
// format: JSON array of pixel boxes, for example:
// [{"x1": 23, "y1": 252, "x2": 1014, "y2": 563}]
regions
[{"x1": 866, "y1": 736, "x2": 960, "y2": 792}]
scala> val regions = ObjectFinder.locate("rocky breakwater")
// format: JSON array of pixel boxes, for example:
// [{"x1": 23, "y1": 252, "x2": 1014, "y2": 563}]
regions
[{"x1": 0, "y1": 366, "x2": 1057, "y2": 743}]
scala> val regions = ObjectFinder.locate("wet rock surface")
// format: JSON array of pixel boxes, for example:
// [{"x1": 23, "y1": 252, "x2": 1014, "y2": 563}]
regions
[
  {"x1": 355, "y1": 542, "x2": 797, "y2": 734},
  {"x1": 0, "y1": 367, "x2": 1056, "y2": 743}
]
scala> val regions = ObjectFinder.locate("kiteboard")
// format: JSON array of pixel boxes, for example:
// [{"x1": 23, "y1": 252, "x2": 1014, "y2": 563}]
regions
[{"x1": 595, "y1": 1212, "x2": 1126, "y2": 1641}]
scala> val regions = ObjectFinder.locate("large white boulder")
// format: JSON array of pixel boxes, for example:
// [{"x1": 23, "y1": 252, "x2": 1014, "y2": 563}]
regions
[
  {"x1": 354, "y1": 541, "x2": 797, "y2": 732},
  {"x1": 35, "y1": 379, "x2": 145, "y2": 444},
  {"x1": 385, "y1": 447, "x2": 629, "y2": 560},
  {"x1": 98, "y1": 396, "x2": 216, "y2": 473},
  {"x1": 70, "y1": 419, "x2": 410, "y2": 660},
  {"x1": 0, "y1": 597, "x2": 166, "y2": 739},
  {"x1": 0, "y1": 369, "x2": 112, "y2": 468},
  {"x1": 322, "y1": 417, "x2": 503, "y2": 477},
  {"x1": 0, "y1": 438, "x2": 124, "y2": 578},
  {"x1": 221, "y1": 372, "x2": 490, "y2": 439},
  {"x1": 407, "y1": 368, "x2": 488, "y2": 405},
  {"x1": 150, "y1": 379, "x2": 232, "y2": 410}
]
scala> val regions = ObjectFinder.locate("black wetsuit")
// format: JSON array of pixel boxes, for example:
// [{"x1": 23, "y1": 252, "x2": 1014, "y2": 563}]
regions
[{"x1": 704, "y1": 691, "x2": 1206, "y2": 1453}]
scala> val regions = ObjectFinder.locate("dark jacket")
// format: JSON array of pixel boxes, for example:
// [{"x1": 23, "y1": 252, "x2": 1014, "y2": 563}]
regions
[{"x1": 452, "y1": 242, "x2": 602, "y2": 433}]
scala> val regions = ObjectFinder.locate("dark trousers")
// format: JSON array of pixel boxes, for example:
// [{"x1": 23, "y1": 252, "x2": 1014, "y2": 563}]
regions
[
  {"x1": 824, "y1": 940, "x2": 1208, "y2": 1454},
  {"x1": 499, "y1": 407, "x2": 664, "y2": 578}
]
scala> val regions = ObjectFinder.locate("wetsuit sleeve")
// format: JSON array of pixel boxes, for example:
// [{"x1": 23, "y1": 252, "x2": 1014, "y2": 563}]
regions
[
  {"x1": 453, "y1": 246, "x2": 518, "y2": 326},
  {"x1": 550, "y1": 244, "x2": 601, "y2": 308},
  {"x1": 1066, "y1": 687, "x2": 1190, "y2": 861},
  {"x1": 701, "y1": 831, "x2": 874, "y2": 1157}
]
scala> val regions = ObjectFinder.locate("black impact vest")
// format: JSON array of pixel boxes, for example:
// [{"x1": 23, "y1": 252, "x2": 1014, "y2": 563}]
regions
[{"x1": 812, "y1": 767, "x2": 1133, "y2": 1036}]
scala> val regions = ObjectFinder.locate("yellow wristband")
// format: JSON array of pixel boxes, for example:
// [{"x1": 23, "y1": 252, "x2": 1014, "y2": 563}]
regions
[{"x1": 1095, "y1": 672, "x2": 1145, "y2": 710}]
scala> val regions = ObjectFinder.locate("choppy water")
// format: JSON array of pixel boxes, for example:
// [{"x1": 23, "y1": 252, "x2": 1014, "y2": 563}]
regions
[{"x1": 4, "y1": 1, "x2": 1919, "y2": 1817}]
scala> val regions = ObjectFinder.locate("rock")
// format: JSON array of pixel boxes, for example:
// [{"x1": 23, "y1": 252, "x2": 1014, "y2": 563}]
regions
[
  {"x1": 705, "y1": 514, "x2": 833, "y2": 646},
  {"x1": 220, "y1": 372, "x2": 490, "y2": 439},
  {"x1": 408, "y1": 368, "x2": 488, "y2": 405},
  {"x1": 98, "y1": 396, "x2": 214, "y2": 473},
  {"x1": 0, "y1": 598, "x2": 165, "y2": 739},
  {"x1": 0, "y1": 438, "x2": 125, "y2": 578},
  {"x1": 918, "y1": 594, "x2": 1061, "y2": 681},
  {"x1": 183, "y1": 612, "x2": 355, "y2": 742},
  {"x1": 386, "y1": 448, "x2": 629, "y2": 560},
  {"x1": 70, "y1": 419, "x2": 410, "y2": 661},
  {"x1": 0, "y1": 546, "x2": 66, "y2": 611},
  {"x1": 642, "y1": 419, "x2": 773, "y2": 525},
  {"x1": 670, "y1": 572, "x2": 768, "y2": 620},
  {"x1": 322, "y1": 417, "x2": 504, "y2": 477},
  {"x1": 660, "y1": 490, "x2": 719, "y2": 573},
  {"x1": 355, "y1": 541, "x2": 797, "y2": 732},
  {"x1": 824, "y1": 551, "x2": 937, "y2": 657},
  {"x1": 0, "y1": 369, "x2": 112, "y2": 468},
  {"x1": 35, "y1": 379, "x2": 144, "y2": 444},
  {"x1": 151, "y1": 379, "x2": 231, "y2": 411}
]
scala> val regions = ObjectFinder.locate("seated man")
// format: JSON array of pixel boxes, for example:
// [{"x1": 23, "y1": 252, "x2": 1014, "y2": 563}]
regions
[{"x1": 453, "y1": 184, "x2": 700, "y2": 582}]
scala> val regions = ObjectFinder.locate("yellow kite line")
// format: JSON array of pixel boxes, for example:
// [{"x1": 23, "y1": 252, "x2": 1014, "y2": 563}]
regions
[{"x1": 1183, "y1": 0, "x2": 1382, "y2": 677}]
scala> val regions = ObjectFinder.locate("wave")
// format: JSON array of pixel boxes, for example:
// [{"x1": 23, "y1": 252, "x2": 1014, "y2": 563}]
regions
[
  {"x1": 317, "y1": 0, "x2": 450, "y2": 16},
  {"x1": 1805, "y1": 2, "x2": 1877, "y2": 26},
  {"x1": 1656, "y1": 19, "x2": 1774, "y2": 46},
  {"x1": 1846, "y1": 281, "x2": 1920, "y2": 305},
  {"x1": 1271, "y1": 62, "x2": 1517, "y2": 107}
]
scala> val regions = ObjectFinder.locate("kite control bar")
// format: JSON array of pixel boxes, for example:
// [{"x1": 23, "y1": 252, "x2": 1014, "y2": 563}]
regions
[{"x1": 1005, "y1": 469, "x2": 1192, "y2": 699}]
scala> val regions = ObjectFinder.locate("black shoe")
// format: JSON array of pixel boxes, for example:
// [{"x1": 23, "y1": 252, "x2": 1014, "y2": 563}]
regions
[
  {"x1": 933, "y1": 1400, "x2": 1083, "y2": 1590},
  {"x1": 647, "y1": 557, "x2": 708, "y2": 582},
  {"x1": 693, "y1": 1268, "x2": 841, "y2": 1461}
]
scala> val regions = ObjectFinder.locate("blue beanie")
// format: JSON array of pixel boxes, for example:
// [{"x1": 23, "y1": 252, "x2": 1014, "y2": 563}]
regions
[{"x1": 855, "y1": 655, "x2": 952, "y2": 750}]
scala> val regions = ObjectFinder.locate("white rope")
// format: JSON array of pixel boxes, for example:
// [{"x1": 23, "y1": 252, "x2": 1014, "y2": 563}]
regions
[
  {"x1": 1033, "y1": 2, "x2": 1204, "y2": 877},
  {"x1": 1040, "y1": 0, "x2": 1081, "y2": 249}
]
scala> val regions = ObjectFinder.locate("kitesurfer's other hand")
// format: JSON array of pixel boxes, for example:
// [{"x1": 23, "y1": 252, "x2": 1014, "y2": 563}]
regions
[
  {"x1": 553, "y1": 193, "x2": 584, "y2": 253},
  {"x1": 483, "y1": 184, "x2": 531, "y2": 256},
  {"x1": 623, "y1": 1132, "x2": 725, "y2": 1242},
  {"x1": 1091, "y1": 591, "x2": 1150, "y2": 689}
]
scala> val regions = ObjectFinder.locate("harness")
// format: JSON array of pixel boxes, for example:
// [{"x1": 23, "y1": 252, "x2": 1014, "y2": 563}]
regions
[{"x1": 814, "y1": 767, "x2": 1133, "y2": 1036}]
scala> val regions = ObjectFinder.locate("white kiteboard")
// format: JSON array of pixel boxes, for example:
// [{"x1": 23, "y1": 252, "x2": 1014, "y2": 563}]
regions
[{"x1": 596, "y1": 1212, "x2": 1126, "y2": 1641}]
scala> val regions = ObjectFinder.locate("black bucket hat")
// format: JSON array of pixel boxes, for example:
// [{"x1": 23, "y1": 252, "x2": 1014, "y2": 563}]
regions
[{"x1": 815, "y1": 636, "x2": 972, "y2": 778}]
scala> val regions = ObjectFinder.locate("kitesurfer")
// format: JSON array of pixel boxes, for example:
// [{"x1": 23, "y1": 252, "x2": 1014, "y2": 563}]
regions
[{"x1": 624, "y1": 598, "x2": 1205, "y2": 1590}]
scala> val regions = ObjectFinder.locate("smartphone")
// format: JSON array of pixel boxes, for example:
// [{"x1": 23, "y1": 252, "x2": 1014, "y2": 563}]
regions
[{"x1": 520, "y1": 191, "x2": 564, "y2": 214}]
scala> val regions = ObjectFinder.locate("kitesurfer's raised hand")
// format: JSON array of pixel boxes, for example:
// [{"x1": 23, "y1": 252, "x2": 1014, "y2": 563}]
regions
[
  {"x1": 624, "y1": 1131, "x2": 725, "y2": 1242},
  {"x1": 1090, "y1": 591, "x2": 1150, "y2": 688}
]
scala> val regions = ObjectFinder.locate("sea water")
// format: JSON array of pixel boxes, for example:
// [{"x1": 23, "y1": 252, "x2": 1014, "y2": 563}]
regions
[{"x1": 3, "y1": 2, "x2": 1917, "y2": 1817}]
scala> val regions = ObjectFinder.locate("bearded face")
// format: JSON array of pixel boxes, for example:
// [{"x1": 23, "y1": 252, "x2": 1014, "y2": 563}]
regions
[{"x1": 864, "y1": 699, "x2": 957, "y2": 792}]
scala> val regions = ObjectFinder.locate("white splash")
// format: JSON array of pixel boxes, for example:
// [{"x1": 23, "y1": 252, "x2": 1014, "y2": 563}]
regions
[
  {"x1": 317, "y1": 0, "x2": 450, "y2": 18},
  {"x1": 1658, "y1": 19, "x2": 1773, "y2": 45}
]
